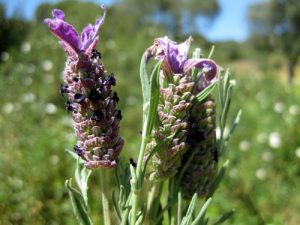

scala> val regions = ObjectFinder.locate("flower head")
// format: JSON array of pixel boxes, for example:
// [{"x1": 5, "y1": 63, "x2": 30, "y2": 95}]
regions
[
  {"x1": 147, "y1": 36, "x2": 217, "y2": 91},
  {"x1": 44, "y1": 7, "x2": 123, "y2": 169},
  {"x1": 44, "y1": 6, "x2": 106, "y2": 54}
]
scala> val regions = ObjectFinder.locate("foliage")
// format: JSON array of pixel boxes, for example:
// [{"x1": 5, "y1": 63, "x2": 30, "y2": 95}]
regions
[
  {"x1": 248, "y1": 0, "x2": 300, "y2": 81},
  {"x1": 0, "y1": 4, "x2": 29, "y2": 55},
  {"x1": 121, "y1": 0, "x2": 219, "y2": 36}
]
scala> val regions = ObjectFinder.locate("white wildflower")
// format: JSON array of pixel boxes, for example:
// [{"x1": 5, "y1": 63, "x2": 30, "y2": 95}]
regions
[
  {"x1": 274, "y1": 102, "x2": 284, "y2": 114},
  {"x1": 1, "y1": 51, "x2": 9, "y2": 61},
  {"x1": 295, "y1": 147, "x2": 300, "y2": 158},
  {"x1": 268, "y1": 132, "x2": 281, "y2": 148},
  {"x1": 21, "y1": 42, "x2": 31, "y2": 53},
  {"x1": 45, "y1": 103, "x2": 57, "y2": 114},
  {"x1": 239, "y1": 140, "x2": 250, "y2": 152},
  {"x1": 3, "y1": 103, "x2": 14, "y2": 114},
  {"x1": 289, "y1": 105, "x2": 299, "y2": 116},
  {"x1": 256, "y1": 168, "x2": 267, "y2": 180},
  {"x1": 21, "y1": 93, "x2": 36, "y2": 103},
  {"x1": 42, "y1": 60, "x2": 53, "y2": 71}
]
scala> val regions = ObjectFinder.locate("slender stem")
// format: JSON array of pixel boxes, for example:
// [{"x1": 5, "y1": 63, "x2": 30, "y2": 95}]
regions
[
  {"x1": 177, "y1": 192, "x2": 182, "y2": 225},
  {"x1": 145, "y1": 181, "x2": 161, "y2": 225},
  {"x1": 121, "y1": 208, "x2": 129, "y2": 225},
  {"x1": 131, "y1": 133, "x2": 149, "y2": 225},
  {"x1": 100, "y1": 170, "x2": 111, "y2": 225},
  {"x1": 136, "y1": 134, "x2": 148, "y2": 179}
]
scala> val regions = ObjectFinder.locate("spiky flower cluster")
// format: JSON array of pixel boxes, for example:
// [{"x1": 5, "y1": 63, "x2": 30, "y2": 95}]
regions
[
  {"x1": 146, "y1": 37, "x2": 218, "y2": 180},
  {"x1": 44, "y1": 7, "x2": 123, "y2": 168},
  {"x1": 180, "y1": 97, "x2": 218, "y2": 198}
]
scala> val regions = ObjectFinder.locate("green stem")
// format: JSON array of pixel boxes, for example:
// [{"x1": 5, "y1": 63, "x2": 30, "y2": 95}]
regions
[
  {"x1": 146, "y1": 181, "x2": 162, "y2": 225},
  {"x1": 131, "y1": 133, "x2": 149, "y2": 225},
  {"x1": 121, "y1": 208, "x2": 129, "y2": 225},
  {"x1": 100, "y1": 170, "x2": 111, "y2": 225}
]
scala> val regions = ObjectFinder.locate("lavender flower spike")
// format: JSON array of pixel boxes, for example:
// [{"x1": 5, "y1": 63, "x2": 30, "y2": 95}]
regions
[
  {"x1": 44, "y1": 5, "x2": 106, "y2": 54},
  {"x1": 146, "y1": 36, "x2": 218, "y2": 179},
  {"x1": 45, "y1": 7, "x2": 123, "y2": 169}
]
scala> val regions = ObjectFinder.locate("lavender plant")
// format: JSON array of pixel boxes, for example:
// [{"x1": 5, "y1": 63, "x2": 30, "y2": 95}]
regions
[{"x1": 44, "y1": 6, "x2": 240, "y2": 225}]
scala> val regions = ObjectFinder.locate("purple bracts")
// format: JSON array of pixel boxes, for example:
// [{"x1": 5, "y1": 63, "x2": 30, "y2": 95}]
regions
[
  {"x1": 147, "y1": 36, "x2": 217, "y2": 92},
  {"x1": 44, "y1": 6, "x2": 106, "y2": 54},
  {"x1": 45, "y1": 8, "x2": 123, "y2": 169}
]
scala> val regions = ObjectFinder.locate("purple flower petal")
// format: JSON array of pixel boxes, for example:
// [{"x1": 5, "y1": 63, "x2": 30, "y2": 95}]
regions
[
  {"x1": 52, "y1": 9, "x2": 65, "y2": 20},
  {"x1": 148, "y1": 36, "x2": 192, "y2": 74},
  {"x1": 167, "y1": 37, "x2": 191, "y2": 73},
  {"x1": 184, "y1": 59, "x2": 218, "y2": 91},
  {"x1": 80, "y1": 5, "x2": 106, "y2": 51},
  {"x1": 44, "y1": 9, "x2": 80, "y2": 52},
  {"x1": 44, "y1": 6, "x2": 106, "y2": 54}
]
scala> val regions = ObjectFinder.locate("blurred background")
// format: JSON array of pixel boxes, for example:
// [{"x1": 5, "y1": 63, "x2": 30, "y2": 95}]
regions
[{"x1": 0, "y1": 0, "x2": 300, "y2": 224}]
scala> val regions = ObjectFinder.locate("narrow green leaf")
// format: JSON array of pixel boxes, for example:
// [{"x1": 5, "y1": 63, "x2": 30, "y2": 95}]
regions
[
  {"x1": 213, "y1": 209, "x2": 235, "y2": 225},
  {"x1": 177, "y1": 192, "x2": 183, "y2": 225},
  {"x1": 208, "y1": 45, "x2": 215, "y2": 59},
  {"x1": 191, "y1": 198, "x2": 212, "y2": 225},
  {"x1": 191, "y1": 48, "x2": 202, "y2": 80},
  {"x1": 146, "y1": 61, "x2": 162, "y2": 136},
  {"x1": 130, "y1": 165, "x2": 138, "y2": 191},
  {"x1": 224, "y1": 109, "x2": 242, "y2": 144},
  {"x1": 194, "y1": 80, "x2": 217, "y2": 103},
  {"x1": 193, "y1": 48, "x2": 202, "y2": 58},
  {"x1": 222, "y1": 82, "x2": 234, "y2": 124},
  {"x1": 207, "y1": 161, "x2": 229, "y2": 198},
  {"x1": 181, "y1": 215, "x2": 192, "y2": 225},
  {"x1": 153, "y1": 205, "x2": 168, "y2": 225},
  {"x1": 204, "y1": 218, "x2": 209, "y2": 225},
  {"x1": 140, "y1": 52, "x2": 150, "y2": 105},
  {"x1": 185, "y1": 193, "x2": 198, "y2": 221},
  {"x1": 186, "y1": 194, "x2": 197, "y2": 216},
  {"x1": 74, "y1": 157, "x2": 91, "y2": 205},
  {"x1": 112, "y1": 190, "x2": 122, "y2": 221},
  {"x1": 222, "y1": 69, "x2": 230, "y2": 104},
  {"x1": 217, "y1": 72, "x2": 224, "y2": 109},
  {"x1": 65, "y1": 179, "x2": 93, "y2": 225},
  {"x1": 136, "y1": 214, "x2": 144, "y2": 225}
]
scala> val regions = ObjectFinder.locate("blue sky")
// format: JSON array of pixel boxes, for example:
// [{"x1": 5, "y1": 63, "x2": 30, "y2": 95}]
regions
[{"x1": 1, "y1": 0, "x2": 263, "y2": 42}]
